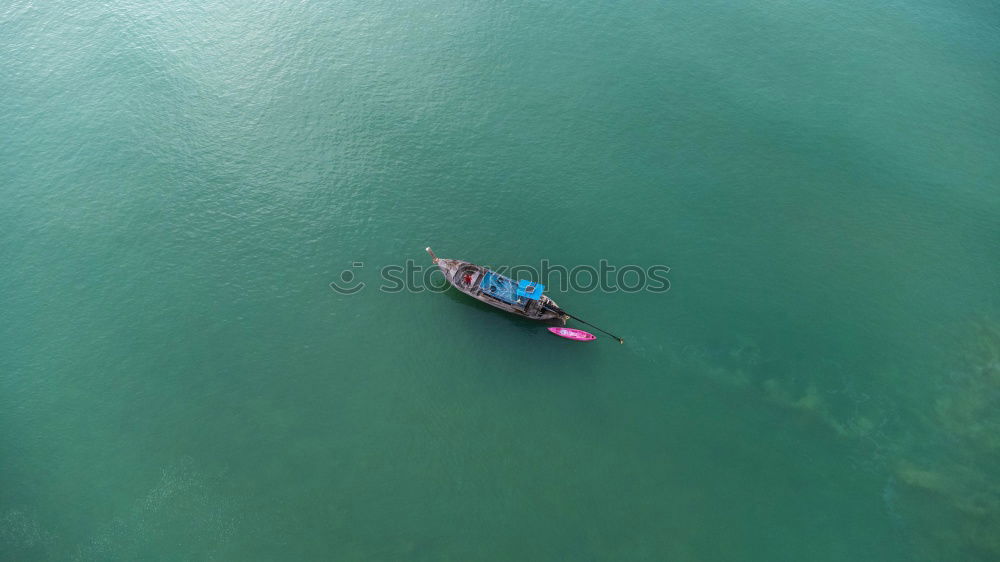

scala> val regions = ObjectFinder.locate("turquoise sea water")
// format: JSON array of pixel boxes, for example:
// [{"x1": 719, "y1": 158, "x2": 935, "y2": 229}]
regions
[{"x1": 2, "y1": 1, "x2": 998, "y2": 560}]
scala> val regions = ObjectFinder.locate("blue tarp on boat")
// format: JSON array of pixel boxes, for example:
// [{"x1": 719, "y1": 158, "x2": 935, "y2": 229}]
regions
[
  {"x1": 480, "y1": 271, "x2": 519, "y2": 304},
  {"x1": 517, "y1": 280, "x2": 544, "y2": 300}
]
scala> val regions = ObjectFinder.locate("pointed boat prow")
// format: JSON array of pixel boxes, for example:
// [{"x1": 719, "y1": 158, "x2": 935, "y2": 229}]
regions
[{"x1": 425, "y1": 247, "x2": 439, "y2": 263}]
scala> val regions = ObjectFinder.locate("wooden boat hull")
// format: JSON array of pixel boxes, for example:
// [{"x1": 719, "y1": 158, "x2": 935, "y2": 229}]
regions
[{"x1": 429, "y1": 251, "x2": 568, "y2": 324}]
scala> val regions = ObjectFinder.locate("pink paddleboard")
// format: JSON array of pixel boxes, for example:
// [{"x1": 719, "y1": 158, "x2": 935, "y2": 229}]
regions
[{"x1": 547, "y1": 327, "x2": 597, "y2": 341}]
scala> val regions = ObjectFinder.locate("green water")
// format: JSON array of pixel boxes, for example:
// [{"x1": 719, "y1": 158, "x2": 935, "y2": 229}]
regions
[{"x1": 2, "y1": 1, "x2": 998, "y2": 560}]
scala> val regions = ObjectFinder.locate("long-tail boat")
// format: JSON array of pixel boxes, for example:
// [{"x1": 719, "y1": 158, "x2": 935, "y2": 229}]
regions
[
  {"x1": 424, "y1": 247, "x2": 624, "y2": 343},
  {"x1": 425, "y1": 247, "x2": 568, "y2": 323}
]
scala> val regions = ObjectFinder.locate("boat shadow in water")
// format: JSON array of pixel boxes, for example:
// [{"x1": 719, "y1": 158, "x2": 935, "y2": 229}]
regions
[
  {"x1": 433, "y1": 287, "x2": 605, "y2": 370},
  {"x1": 436, "y1": 287, "x2": 566, "y2": 331}
]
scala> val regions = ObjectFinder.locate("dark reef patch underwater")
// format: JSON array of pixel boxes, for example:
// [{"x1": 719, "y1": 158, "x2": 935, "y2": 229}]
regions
[{"x1": 682, "y1": 320, "x2": 1000, "y2": 561}]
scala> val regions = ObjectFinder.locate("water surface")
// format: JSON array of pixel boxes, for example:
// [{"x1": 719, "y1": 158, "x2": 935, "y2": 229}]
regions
[{"x1": 2, "y1": 1, "x2": 998, "y2": 560}]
